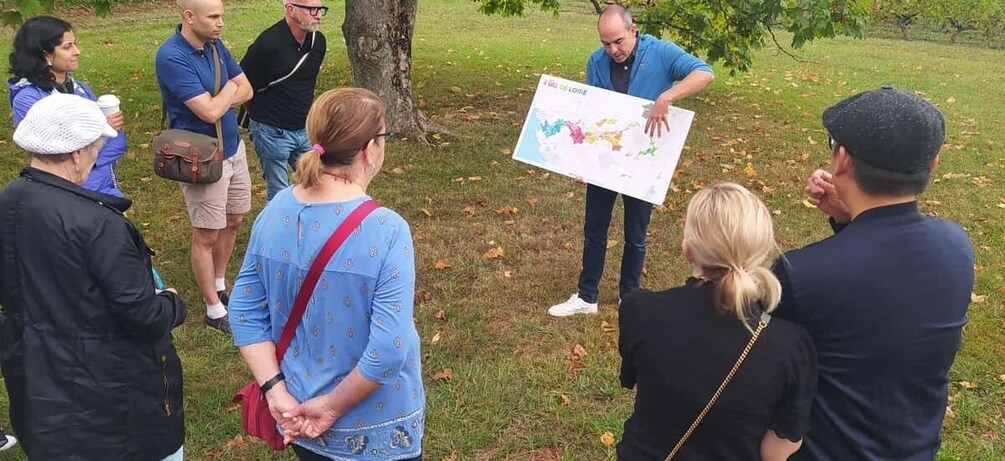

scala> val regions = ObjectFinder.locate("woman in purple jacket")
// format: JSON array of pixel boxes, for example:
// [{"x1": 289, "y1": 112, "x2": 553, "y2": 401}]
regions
[{"x1": 8, "y1": 15, "x2": 126, "y2": 197}]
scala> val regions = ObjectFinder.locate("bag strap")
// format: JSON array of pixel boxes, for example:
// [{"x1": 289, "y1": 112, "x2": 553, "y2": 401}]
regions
[
  {"x1": 158, "y1": 41, "x2": 227, "y2": 145},
  {"x1": 257, "y1": 31, "x2": 316, "y2": 94},
  {"x1": 665, "y1": 313, "x2": 772, "y2": 461},
  {"x1": 274, "y1": 199, "x2": 381, "y2": 362},
  {"x1": 209, "y1": 42, "x2": 224, "y2": 151}
]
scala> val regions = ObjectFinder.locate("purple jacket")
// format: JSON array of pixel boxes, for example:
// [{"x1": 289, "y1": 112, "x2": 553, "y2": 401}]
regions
[{"x1": 8, "y1": 77, "x2": 126, "y2": 197}]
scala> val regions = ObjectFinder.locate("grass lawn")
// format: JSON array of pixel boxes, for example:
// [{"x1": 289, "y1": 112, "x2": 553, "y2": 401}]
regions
[{"x1": 0, "y1": 0, "x2": 1003, "y2": 459}]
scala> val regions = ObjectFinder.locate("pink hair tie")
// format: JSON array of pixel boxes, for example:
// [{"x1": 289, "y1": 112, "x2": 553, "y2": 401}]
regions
[{"x1": 312, "y1": 143, "x2": 326, "y2": 155}]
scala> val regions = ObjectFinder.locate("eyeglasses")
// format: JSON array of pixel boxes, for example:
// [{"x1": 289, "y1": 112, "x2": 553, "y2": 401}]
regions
[
  {"x1": 373, "y1": 131, "x2": 395, "y2": 140},
  {"x1": 827, "y1": 134, "x2": 837, "y2": 150},
  {"x1": 289, "y1": 3, "x2": 328, "y2": 17}
]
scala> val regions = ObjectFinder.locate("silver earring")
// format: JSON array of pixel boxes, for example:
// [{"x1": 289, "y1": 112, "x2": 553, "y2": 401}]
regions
[{"x1": 46, "y1": 59, "x2": 52, "y2": 67}]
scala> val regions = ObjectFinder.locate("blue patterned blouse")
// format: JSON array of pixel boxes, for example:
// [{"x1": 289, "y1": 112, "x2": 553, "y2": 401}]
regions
[{"x1": 230, "y1": 190, "x2": 424, "y2": 460}]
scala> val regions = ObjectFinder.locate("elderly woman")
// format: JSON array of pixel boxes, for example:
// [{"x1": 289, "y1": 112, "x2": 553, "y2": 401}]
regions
[
  {"x1": 230, "y1": 88, "x2": 423, "y2": 461},
  {"x1": 8, "y1": 15, "x2": 126, "y2": 197},
  {"x1": 0, "y1": 94, "x2": 186, "y2": 460},
  {"x1": 618, "y1": 183, "x2": 817, "y2": 460}
]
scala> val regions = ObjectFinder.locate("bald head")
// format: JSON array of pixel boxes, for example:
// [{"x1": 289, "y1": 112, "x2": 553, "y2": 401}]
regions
[
  {"x1": 599, "y1": 4, "x2": 633, "y2": 30},
  {"x1": 597, "y1": 5, "x2": 637, "y2": 64},
  {"x1": 177, "y1": 0, "x2": 221, "y2": 13}
]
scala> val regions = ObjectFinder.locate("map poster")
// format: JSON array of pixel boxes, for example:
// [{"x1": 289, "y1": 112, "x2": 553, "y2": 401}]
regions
[{"x1": 512, "y1": 74, "x2": 695, "y2": 205}]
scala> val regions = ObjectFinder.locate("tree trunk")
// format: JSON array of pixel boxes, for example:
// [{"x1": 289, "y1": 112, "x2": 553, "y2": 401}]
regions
[{"x1": 343, "y1": 0, "x2": 435, "y2": 141}]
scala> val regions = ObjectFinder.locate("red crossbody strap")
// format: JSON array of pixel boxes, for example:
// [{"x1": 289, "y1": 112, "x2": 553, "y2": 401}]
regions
[{"x1": 274, "y1": 199, "x2": 380, "y2": 362}]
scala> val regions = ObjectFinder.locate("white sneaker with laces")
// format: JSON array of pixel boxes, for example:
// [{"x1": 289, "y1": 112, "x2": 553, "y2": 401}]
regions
[
  {"x1": 548, "y1": 294, "x2": 598, "y2": 317},
  {"x1": 0, "y1": 433, "x2": 17, "y2": 451}
]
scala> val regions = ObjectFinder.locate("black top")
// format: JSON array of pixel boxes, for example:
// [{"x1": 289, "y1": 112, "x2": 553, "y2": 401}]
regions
[
  {"x1": 609, "y1": 33, "x2": 639, "y2": 94},
  {"x1": 0, "y1": 168, "x2": 186, "y2": 460},
  {"x1": 240, "y1": 19, "x2": 326, "y2": 130},
  {"x1": 618, "y1": 278, "x2": 817, "y2": 460},
  {"x1": 773, "y1": 202, "x2": 974, "y2": 461}
]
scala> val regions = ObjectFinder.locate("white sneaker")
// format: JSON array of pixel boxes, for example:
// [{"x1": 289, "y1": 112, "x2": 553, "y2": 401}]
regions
[
  {"x1": 548, "y1": 294, "x2": 598, "y2": 317},
  {"x1": 0, "y1": 433, "x2": 17, "y2": 451}
]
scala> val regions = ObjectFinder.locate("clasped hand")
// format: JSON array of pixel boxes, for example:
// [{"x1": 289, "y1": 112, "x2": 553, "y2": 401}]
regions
[
  {"x1": 265, "y1": 383, "x2": 341, "y2": 444},
  {"x1": 805, "y1": 169, "x2": 851, "y2": 223}
]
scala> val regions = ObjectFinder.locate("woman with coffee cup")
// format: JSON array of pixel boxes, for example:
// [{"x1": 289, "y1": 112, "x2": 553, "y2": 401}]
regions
[{"x1": 7, "y1": 15, "x2": 126, "y2": 197}]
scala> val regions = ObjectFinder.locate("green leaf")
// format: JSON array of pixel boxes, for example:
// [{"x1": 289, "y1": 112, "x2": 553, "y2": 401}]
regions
[
  {"x1": 94, "y1": 0, "x2": 112, "y2": 17},
  {"x1": 1, "y1": 10, "x2": 23, "y2": 27}
]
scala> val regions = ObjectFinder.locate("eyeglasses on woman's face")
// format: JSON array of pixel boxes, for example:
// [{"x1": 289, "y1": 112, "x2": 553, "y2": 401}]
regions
[
  {"x1": 290, "y1": 3, "x2": 329, "y2": 17},
  {"x1": 373, "y1": 131, "x2": 395, "y2": 141}
]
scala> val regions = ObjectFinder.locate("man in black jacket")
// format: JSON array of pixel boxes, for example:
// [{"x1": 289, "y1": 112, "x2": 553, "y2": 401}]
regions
[
  {"x1": 0, "y1": 94, "x2": 187, "y2": 460},
  {"x1": 774, "y1": 87, "x2": 974, "y2": 460}
]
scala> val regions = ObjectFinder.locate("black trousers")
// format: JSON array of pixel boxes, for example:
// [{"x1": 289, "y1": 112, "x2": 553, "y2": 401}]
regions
[{"x1": 293, "y1": 444, "x2": 421, "y2": 461}]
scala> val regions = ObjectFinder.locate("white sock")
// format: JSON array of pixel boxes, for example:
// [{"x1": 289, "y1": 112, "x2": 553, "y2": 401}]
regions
[
  {"x1": 215, "y1": 277, "x2": 226, "y2": 292},
  {"x1": 206, "y1": 302, "x2": 227, "y2": 319}
]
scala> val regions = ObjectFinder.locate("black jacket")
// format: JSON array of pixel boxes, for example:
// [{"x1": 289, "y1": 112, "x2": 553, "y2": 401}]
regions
[{"x1": 0, "y1": 168, "x2": 186, "y2": 460}]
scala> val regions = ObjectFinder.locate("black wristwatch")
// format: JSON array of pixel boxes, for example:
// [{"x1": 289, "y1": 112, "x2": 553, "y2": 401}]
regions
[{"x1": 259, "y1": 372, "x2": 285, "y2": 399}]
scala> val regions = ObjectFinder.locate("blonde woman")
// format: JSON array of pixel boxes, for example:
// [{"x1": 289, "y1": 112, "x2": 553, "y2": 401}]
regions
[{"x1": 618, "y1": 182, "x2": 817, "y2": 460}]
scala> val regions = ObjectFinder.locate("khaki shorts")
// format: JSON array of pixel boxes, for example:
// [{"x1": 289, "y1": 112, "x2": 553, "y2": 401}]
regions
[{"x1": 180, "y1": 140, "x2": 252, "y2": 229}]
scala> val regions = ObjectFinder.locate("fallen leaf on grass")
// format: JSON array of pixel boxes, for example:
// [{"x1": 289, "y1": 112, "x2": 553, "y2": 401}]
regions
[
  {"x1": 807, "y1": 136, "x2": 818, "y2": 145},
  {"x1": 392, "y1": 167, "x2": 405, "y2": 175},
  {"x1": 433, "y1": 259, "x2": 451, "y2": 270},
  {"x1": 483, "y1": 247, "x2": 505, "y2": 259},
  {"x1": 227, "y1": 434, "x2": 245, "y2": 449},
  {"x1": 435, "y1": 309, "x2": 447, "y2": 321},
  {"x1": 443, "y1": 451, "x2": 458, "y2": 461},
  {"x1": 500, "y1": 148, "x2": 512, "y2": 156},
  {"x1": 503, "y1": 270, "x2": 513, "y2": 278},
  {"x1": 971, "y1": 292, "x2": 987, "y2": 303},
  {"x1": 565, "y1": 191, "x2": 575, "y2": 198},
  {"x1": 607, "y1": 239, "x2": 618, "y2": 249},
  {"x1": 743, "y1": 164, "x2": 757, "y2": 178},
  {"x1": 431, "y1": 331, "x2": 441, "y2": 344},
  {"x1": 432, "y1": 368, "x2": 453, "y2": 380},
  {"x1": 600, "y1": 321, "x2": 617, "y2": 333},
  {"x1": 420, "y1": 208, "x2": 432, "y2": 217},
  {"x1": 802, "y1": 199, "x2": 817, "y2": 209},
  {"x1": 572, "y1": 344, "x2": 588, "y2": 358},
  {"x1": 495, "y1": 206, "x2": 519, "y2": 215},
  {"x1": 945, "y1": 405, "x2": 955, "y2": 418},
  {"x1": 527, "y1": 198, "x2": 539, "y2": 206},
  {"x1": 958, "y1": 380, "x2": 978, "y2": 389},
  {"x1": 417, "y1": 291, "x2": 432, "y2": 302},
  {"x1": 560, "y1": 394, "x2": 571, "y2": 406},
  {"x1": 982, "y1": 430, "x2": 1000, "y2": 441},
  {"x1": 462, "y1": 206, "x2": 476, "y2": 216},
  {"x1": 226, "y1": 403, "x2": 241, "y2": 413},
  {"x1": 600, "y1": 431, "x2": 615, "y2": 447}
]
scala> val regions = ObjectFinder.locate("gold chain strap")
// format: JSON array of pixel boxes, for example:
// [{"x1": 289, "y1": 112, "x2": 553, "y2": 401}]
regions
[{"x1": 665, "y1": 314, "x2": 771, "y2": 461}]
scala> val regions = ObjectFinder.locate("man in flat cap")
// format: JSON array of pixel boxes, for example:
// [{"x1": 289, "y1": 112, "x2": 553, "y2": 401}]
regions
[{"x1": 773, "y1": 87, "x2": 974, "y2": 460}]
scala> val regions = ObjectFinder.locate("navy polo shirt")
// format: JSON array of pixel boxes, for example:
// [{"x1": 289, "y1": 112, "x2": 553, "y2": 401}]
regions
[
  {"x1": 155, "y1": 25, "x2": 243, "y2": 158},
  {"x1": 773, "y1": 202, "x2": 974, "y2": 460}
]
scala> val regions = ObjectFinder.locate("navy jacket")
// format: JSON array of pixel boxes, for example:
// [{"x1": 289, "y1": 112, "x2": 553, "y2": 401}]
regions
[{"x1": 774, "y1": 202, "x2": 974, "y2": 460}]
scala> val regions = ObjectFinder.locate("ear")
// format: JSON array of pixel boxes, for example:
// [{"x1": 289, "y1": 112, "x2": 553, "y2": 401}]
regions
[
  {"x1": 832, "y1": 146, "x2": 853, "y2": 178},
  {"x1": 629, "y1": 24, "x2": 638, "y2": 35},
  {"x1": 928, "y1": 154, "x2": 940, "y2": 173}
]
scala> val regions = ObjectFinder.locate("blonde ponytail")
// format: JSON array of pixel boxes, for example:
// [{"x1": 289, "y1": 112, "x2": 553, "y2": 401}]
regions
[{"x1": 683, "y1": 182, "x2": 782, "y2": 333}]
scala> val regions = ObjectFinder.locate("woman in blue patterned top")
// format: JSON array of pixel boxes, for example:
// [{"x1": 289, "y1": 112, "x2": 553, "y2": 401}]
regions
[{"x1": 230, "y1": 88, "x2": 423, "y2": 461}]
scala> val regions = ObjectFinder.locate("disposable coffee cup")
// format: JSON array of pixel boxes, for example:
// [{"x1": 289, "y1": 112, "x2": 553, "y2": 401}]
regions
[{"x1": 96, "y1": 94, "x2": 120, "y2": 116}]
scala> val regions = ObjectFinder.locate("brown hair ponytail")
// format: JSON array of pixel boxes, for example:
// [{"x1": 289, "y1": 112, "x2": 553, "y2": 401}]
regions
[{"x1": 295, "y1": 88, "x2": 386, "y2": 189}]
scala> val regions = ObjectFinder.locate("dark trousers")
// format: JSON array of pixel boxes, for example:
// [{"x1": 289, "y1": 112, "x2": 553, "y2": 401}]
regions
[
  {"x1": 577, "y1": 184, "x2": 653, "y2": 303},
  {"x1": 293, "y1": 444, "x2": 421, "y2": 461}
]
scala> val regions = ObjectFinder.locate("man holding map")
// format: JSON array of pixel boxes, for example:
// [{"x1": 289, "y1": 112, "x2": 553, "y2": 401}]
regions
[{"x1": 548, "y1": 5, "x2": 714, "y2": 317}]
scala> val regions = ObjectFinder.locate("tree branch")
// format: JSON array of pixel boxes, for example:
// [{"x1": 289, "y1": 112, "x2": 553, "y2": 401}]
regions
[{"x1": 767, "y1": 26, "x2": 813, "y2": 63}]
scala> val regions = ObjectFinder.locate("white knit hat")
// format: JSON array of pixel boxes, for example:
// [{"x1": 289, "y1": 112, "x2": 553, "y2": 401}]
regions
[{"x1": 13, "y1": 93, "x2": 118, "y2": 155}]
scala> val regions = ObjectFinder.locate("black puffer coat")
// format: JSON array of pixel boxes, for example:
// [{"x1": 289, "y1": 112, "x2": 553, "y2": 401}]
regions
[{"x1": 0, "y1": 168, "x2": 186, "y2": 460}]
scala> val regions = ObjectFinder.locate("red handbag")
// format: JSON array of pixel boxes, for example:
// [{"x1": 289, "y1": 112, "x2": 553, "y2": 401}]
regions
[{"x1": 232, "y1": 200, "x2": 381, "y2": 450}]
